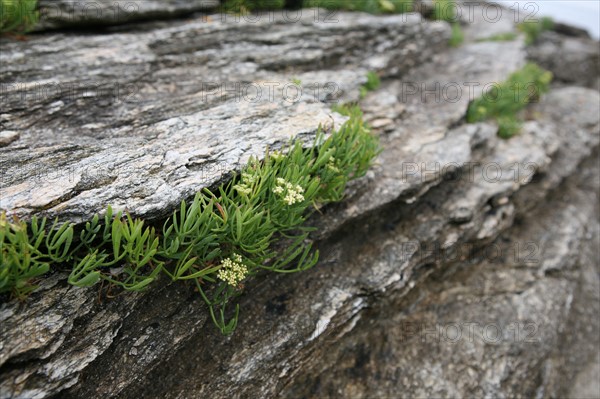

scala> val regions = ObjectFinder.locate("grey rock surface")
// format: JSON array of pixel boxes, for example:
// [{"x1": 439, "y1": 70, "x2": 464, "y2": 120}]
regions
[
  {"x1": 36, "y1": 0, "x2": 219, "y2": 30},
  {"x1": 0, "y1": 11, "x2": 449, "y2": 223},
  {"x1": 1, "y1": 3, "x2": 599, "y2": 399},
  {"x1": 528, "y1": 30, "x2": 600, "y2": 90}
]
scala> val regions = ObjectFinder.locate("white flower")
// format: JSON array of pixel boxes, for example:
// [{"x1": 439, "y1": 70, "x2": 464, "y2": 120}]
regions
[
  {"x1": 270, "y1": 152, "x2": 284, "y2": 161},
  {"x1": 242, "y1": 172, "x2": 257, "y2": 184},
  {"x1": 283, "y1": 194, "x2": 295, "y2": 205},
  {"x1": 327, "y1": 156, "x2": 340, "y2": 173},
  {"x1": 234, "y1": 184, "x2": 251, "y2": 195},
  {"x1": 217, "y1": 253, "x2": 248, "y2": 287},
  {"x1": 273, "y1": 177, "x2": 304, "y2": 205}
]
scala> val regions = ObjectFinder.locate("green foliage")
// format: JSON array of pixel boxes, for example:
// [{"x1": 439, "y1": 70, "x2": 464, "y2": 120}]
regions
[
  {"x1": 449, "y1": 22, "x2": 463, "y2": 47},
  {"x1": 518, "y1": 17, "x2": 554, "y2": 45},
  {"x1": 223, "y1": 0, "x2": 285, "y2": 13},
  {"x1": 331, "y1": 103, "x2": 354, "y2": 116},
  {"x1": 432, "y1": 1, "x2": 463, "y2": 47},
  {"x1": 0, "y1": 0, "x2": 38, "y2": 33},
  {"x1": 433, "y1": 0, "x2": 457, "y2": 22},
  {"x1": 467, "y1": 63, "x2": 552, "y2": 138},
  {"x1": 221, "y1": 0, "x2": 406, "y2": 14},
  {"x1": 224, "y1": 0, "x2": 413, "y2": 14},
  {"x1": 0, "y1": 111, "x2": 379, "y2": 334},
  {"x1": 476, "y1": 32, "x2": 518, "y2": 42},
  {"x1": 0, "y1": 213, "x2": 72, "y2": 298},
  {"x1": 303, "y1": 0, "x2": 412, "y2": 14},
  {"x1": 360, "y1": 71, "x2": 381, "y2": 98}
]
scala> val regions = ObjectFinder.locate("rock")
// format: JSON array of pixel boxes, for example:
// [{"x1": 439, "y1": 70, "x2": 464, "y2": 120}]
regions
[
  {"x1": 0, "y1": 131, "x2": 19, "y2": 147},
  {"x1": 527, "y1": 30, "x2": 600, "y2": 90},
  {"x1": 278, "y1": 152, "x2": 600, "y2": 399},
  {"x1": 0, "y1": 11, "x2": 450, "y2": 223},
  {"x1": 552, "y1": 21, "x2": 592, "y2": 38},
  {"x1": 1, "y1": 4, "x2": 599, "y2": 399},
  {"x1": 36, "y1": 0, "x2": 219, "y2": 30}
]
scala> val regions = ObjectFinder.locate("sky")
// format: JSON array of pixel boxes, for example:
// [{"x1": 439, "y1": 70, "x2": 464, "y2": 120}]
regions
[{"x1": 495, "y1": 0, "x2": 600, "y2": 38}]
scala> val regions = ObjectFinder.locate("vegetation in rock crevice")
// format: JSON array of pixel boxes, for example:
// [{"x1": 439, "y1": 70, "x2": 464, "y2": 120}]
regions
[
  {"x1": 476, "y1": 32, "x2": 518, "y2": 42},
  {"x1": 433, "y1": 0, "x2": 463, "y2": 47},
  {"x1": 0, "y1": 0, "x2": 38, "y2": 33},
  {"x1": 303, "y1": 0, "x2": 413, "y2": 14},
  {"x1": 0, "y1": 108, "x2": 379, "y2": 334},
  {"x1": 222, "y1": 0, "x2": 413, "y2": 14},
  {"x1": 467, "y1": 63, "x2": 553, "y2": 138},
  {"x1": 518, "y1": 17, "x2": 554, "y2": 45},
  {"x1": 360, "y1": 71, "x2": 381, "y2": 98}
]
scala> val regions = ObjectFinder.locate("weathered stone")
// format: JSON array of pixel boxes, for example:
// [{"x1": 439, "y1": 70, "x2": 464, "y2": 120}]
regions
[
  {"x1": 0, "y1": 131, "x2": 19, "y2": 147},
  {"x1": 279, "y1": 151, "x2": 600, "y2": 399},
  {"x1": 528, "y1": 30, "x2": 600, "y2": 90},
  {"x1": 35, "y1": 0, "x2": 219, "y2": 30},
  {"x1": 0, "y1": 11, "x2": 449, "y2": 223}
]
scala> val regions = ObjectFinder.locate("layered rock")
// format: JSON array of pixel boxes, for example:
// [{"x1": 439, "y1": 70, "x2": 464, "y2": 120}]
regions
[
  {"x1": 527, "y1": 30, "x2": 600, "y2": 90},
  {"x1": 0, "y1": 11, "x2": 448, "y2": 223},
  {"x1": 35, "y1": 0, "x2": 219, "y2": 30},
  {"x1": 0, "y1": 3, "x2": 599, "y2": 399}
]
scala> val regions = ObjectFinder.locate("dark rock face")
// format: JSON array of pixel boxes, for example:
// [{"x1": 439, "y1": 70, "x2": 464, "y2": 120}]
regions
[
  {"x1": 1, "y1": 3, "x2": 599, "y2": 399},
  {"x1": 527, "y1": 30, "x2": 600, "y2": 90}
]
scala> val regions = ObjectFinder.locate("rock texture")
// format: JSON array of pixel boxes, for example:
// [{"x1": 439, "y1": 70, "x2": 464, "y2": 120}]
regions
[
  {"x1": 527, "y1": 30, "x2": 600, "y2": 90},
  {"x1": 0, "y1": 11, "x2": 448, "y2": 223},
  {"x1": 1, "y1": 3, "x2": 599, "y2": 399},
  {"x1": 36, "y1": 0, "x2": 219, "y2": 30}
]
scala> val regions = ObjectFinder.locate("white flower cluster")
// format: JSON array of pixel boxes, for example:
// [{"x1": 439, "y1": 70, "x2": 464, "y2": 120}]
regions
[
  {"x1": 273, "y1": 177, "x2": 304, "y2": 205},
  {"x1": 217, "y1": 253, "x2": 248, "y2": 287},
  {"x1": 270, "y1": 151, "x2": 284, "y2": 161},
  {"x1": 241, "y1": 172, "x2": 257, "y2": 184},
  {"x1": 233, "y1": 172, "x2": 258, "y2": 196},
  {"x1": 327, "y1": 156, "x2": 340, "y2": 173}
]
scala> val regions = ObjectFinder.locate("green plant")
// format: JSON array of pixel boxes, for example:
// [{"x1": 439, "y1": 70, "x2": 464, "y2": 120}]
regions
[
  {"x1": 0, "y1": 213, "x2": 73, "y2": 298},
  {"x1": 476, "y1": 32, "x2": 518, "y2": 42},
  {"x1": 219, "y1": 0, "x2": 416, "y2": 16},
  {"x1": 303, "y1": 0, "x2": 412, "y2": 14},
  {"x1": 360, "y1": 71, "x2": 381, "y2": 98},
  {"x1": 291, "y1": 77, "x2": 302, "y2": 86},
  {"x1": 449, "y1": 22, "x2": 463, "y2": 47},
  {"x1": 433, "y1": 0, "x2": 457, "y2": 22},
  {"x1": 1, "y1": 108, "x2": 379, "y2": 334},
  {"x1": 432, "y1": 0, "x2": 463, "y2": 47},
  {"x1": 0, "y1": 0, "x2": 38, "y2": 33},
  {"x1": 467, "y1": 63, "x2": 552, "y2": 138},
  {"x1": 518, "y1": 17, "x2": 554, "y2": 45},
  {"x1": 223, "y1": 0, "x2": 285, "y2": 13}
]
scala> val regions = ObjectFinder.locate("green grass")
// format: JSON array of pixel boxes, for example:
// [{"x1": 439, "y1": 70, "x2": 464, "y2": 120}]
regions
[
  {"x1": 0, "y1": 0, "x2": 38, "y2": 33},
  {"x1": 476, "y1": 32, "x2": 518, "y2": 42},
  {"x1": 518, "y1": 17, "x2": 554, "y2": 45},
  {"x1": 303, "y1": 0, "x2": 412, "y2": 14},
  {"x1": 467, "y1": 63, "x2": 552, "y2": 138},
  {"x1": 223, "y1": 0, "x2": 285, "y2": 13},
  {"x1": 1, "y1": 108, "x2": 379, "y2": 334},
  {"x1": 433, "y1": 0, "x2": 457, "y2": 22},
  {"x1": 359, "y1": 71, "x2": 381, "y2": 98},
  {"x1": 449, "y1": 22, "x2": 463, "y2": 47},
  {"x1": 225, "y1": 0, "x2": 413, "y2": 13},
  {"x1": 432, "y1": 0, "x2": 463, "y2": 47}
]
